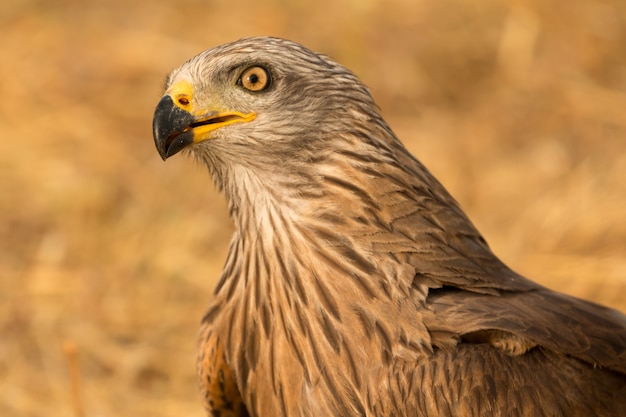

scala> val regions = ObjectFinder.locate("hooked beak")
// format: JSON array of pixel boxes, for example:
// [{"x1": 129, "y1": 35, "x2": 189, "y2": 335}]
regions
[{"x1": 152, "y1": 86, "x2": 256, "y2": 160}]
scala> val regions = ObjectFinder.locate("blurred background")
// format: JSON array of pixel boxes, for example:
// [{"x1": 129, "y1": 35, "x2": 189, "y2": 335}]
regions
[{"x1": 2, "y1": 0, "x2": 625, "y2": 415}]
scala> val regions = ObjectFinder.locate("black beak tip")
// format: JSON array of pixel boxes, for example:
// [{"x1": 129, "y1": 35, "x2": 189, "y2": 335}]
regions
[
  {"x1": 152, "y1": 95, "x2": 195, "y2": 161},
  {"x1": 163, "y1": 132, "x2": 193, "y2": 160}
]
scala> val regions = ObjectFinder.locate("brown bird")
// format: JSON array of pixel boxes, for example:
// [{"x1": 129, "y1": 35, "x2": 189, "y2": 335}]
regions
[{"x1": 152, "y1": 37, "x2": 626, "y2": 417}]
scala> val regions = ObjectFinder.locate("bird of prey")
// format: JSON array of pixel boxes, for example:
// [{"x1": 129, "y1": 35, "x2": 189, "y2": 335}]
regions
[{"x1": 152, "y1": 37, "x2": 626, "y2": 417}]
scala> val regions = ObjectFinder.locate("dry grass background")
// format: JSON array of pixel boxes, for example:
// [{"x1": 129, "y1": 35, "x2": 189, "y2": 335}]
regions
[{"x1": 1, "y1": 0, "x2": 625, "y2": 416}]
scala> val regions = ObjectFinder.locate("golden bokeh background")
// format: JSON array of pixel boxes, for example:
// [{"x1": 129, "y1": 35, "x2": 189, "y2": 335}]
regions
[{"x1": 2, "y1": 0, "x2": 625, "y2": 416}]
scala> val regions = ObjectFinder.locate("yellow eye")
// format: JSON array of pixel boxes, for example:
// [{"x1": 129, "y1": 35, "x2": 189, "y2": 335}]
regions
[{"x1": 239, "y1": 66, "x2": 270, "y2": 92}]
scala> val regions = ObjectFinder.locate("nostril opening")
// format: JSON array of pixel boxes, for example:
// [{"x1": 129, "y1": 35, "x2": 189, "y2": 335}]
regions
[{"x1": 178, "y1": 97, "x2": 190, "y2": 106}]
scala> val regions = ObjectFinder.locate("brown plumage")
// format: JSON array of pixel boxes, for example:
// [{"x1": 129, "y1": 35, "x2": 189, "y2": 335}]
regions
[{"x1": 152, "y1": 37, "x2": 626, "y2": 417}]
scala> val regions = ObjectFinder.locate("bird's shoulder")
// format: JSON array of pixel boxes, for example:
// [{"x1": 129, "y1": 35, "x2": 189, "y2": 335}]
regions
[{"x1": 423, "y1": 283, "x2": 626, "y2": 375}]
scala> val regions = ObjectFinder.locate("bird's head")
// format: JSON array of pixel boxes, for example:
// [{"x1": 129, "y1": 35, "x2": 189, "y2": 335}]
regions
[
  {"x1": 152, "y1": 37, "x2": 420, "y2": 230},
  {"x1": 153, "y1": 37, "x2": 385, "y2": 168}
]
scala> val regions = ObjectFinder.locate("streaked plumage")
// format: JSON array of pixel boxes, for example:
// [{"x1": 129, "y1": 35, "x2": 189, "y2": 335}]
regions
[{"x1": 152, "y1": 37, "x2": 626, "y2": 417}]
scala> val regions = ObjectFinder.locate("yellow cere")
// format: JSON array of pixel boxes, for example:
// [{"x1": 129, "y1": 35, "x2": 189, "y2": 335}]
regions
[{"x1": 166, "y1": 80, "x2": 195, "y2": 112}]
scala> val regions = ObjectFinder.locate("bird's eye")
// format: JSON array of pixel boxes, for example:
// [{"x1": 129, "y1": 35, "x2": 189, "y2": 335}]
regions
[{"x1": 238, "y1": 66, "x2": 271, "y2": 92}]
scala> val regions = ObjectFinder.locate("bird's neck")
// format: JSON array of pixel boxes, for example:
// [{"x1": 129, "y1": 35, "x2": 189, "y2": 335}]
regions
[{"x1": 207, "y1": 141, "x2": 437, "y2": 362}]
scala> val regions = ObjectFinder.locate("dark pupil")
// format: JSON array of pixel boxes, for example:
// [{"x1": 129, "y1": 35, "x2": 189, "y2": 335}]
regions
[{"x1": 248, "y1": 73, "x2": 259, "y2": 84}]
